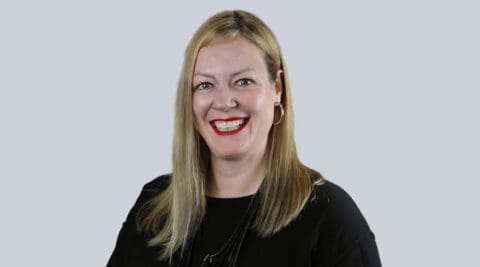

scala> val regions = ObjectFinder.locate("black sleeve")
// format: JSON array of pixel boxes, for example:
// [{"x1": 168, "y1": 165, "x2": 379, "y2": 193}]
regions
[
  {"x1": 333, "y1": 232, "x2": 382, "y2": 267},
  {"x1": 107, "y1": 221, "x2": 131, "y2": 267},
  {"x1": 106, "y1": 175, "x2": 171, "y2": 267},
  {"x1": 106, "y1": 187, "x2": 150, "y2": 267},
  {"x1": 312, "y1": 181, "x2": 382, "y2": 267}
]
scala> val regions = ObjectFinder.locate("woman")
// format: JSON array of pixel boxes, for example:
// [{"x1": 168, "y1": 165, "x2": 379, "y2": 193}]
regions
[{"x1": 108, "y1": 10, "x2": 381, "y2": 267}]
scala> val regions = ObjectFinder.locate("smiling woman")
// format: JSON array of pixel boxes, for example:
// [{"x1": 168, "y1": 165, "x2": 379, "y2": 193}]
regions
[
  {"x1": 192, "y1": 37, "x2": 282, "y2": 192},
  {"x1": 107, "y1": 10, "x2": 381, "y2": 267}
]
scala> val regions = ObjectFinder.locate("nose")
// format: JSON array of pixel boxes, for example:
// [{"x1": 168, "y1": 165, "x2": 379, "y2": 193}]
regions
[{"x1": 212, "y1": 86, "x2": 237, "y2": 111}]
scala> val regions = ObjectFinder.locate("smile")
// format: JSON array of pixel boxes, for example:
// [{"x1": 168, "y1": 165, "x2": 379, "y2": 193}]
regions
[{"x1": 210, "y1": 117, "x2": 248, "y2": 135}]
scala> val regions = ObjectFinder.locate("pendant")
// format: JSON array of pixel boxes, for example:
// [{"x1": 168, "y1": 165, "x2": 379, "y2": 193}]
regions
[{"x1": 202, "y1": 254, "x2": 214, "y2": 266}]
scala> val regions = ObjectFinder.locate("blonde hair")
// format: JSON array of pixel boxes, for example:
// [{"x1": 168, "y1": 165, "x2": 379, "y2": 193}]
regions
[{"x1": 137, "y1": 9, "x2": 324, "y2": 261}]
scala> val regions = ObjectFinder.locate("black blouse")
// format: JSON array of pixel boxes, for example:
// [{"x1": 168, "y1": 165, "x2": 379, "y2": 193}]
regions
[{"x1": 107, "y1": 175, "x2": 381, "y2": 266}]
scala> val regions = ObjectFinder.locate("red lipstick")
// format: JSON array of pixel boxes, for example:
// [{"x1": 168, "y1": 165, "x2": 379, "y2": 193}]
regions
[{"x1": 210, "y1": 117, "x2": 249, "y2": 136}]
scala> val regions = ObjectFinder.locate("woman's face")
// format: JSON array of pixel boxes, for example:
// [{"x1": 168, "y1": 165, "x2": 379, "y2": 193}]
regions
[{"x1": 192, "y1": 37, "x2": 282, "y2": 161}]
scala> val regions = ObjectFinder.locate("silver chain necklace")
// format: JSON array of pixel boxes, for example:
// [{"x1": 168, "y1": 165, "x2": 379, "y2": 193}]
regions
[{"x1": 199, "y1": 193, "x2": 259, "y2": 267}]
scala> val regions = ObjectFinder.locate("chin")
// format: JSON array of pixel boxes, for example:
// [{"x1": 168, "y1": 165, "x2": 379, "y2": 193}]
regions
[{"x1": 213, "y1": 150, "x2": 246, "y2": 160}]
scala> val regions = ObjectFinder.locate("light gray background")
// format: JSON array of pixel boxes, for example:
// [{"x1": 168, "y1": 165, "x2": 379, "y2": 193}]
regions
[{"x1": 1, "y1": 1, "x2": 478, "y2": 266}]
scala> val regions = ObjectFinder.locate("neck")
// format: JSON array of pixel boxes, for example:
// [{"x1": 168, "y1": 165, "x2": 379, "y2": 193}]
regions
[{"x1": 208, "y1": 152, "x2": 266, "y2": 198}]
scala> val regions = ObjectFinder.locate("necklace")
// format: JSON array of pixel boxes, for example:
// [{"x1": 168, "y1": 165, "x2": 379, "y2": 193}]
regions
[{"x1": 199, "y1": 193, "x2": 259, "y2": 267}]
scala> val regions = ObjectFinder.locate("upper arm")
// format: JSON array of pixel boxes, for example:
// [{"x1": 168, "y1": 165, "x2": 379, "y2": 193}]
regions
[
  {"x1": 311, "y1": 181, "x2": 382, "y2": 266},
  {"x1": 333, "y1": 231, "x2": 382, "y2": 267}
]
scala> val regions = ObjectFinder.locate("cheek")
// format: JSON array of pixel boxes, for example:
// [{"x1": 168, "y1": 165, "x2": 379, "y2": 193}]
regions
[
  {"x1": 192, "y1": 94, "x2": 209, "y2": 119},
  {"x1": 243, "y1": 89, "x2": 275, "y2": 116}
]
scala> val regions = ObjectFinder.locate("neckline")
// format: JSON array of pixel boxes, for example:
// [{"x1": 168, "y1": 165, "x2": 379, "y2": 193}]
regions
[
  {"x1": 206, "y1": 194, "x2": 255, "y2": 202},
  {"x1": 207, "y1": 194, "x2": 255, "y2": 206}
]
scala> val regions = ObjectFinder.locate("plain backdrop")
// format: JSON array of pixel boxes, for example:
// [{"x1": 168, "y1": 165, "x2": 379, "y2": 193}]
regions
[{"x1": 1, "y1": 1, "x2": 479, "y2": 266}]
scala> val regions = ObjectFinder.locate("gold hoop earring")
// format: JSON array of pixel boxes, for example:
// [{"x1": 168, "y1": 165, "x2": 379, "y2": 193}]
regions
[{"x1": 273, "y1": 102, "x2": 284, "y2": 125}]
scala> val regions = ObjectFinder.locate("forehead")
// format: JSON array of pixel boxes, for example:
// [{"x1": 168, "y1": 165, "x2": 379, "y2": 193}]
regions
[{"x1": 194, "y1": 37, "x2": 266, "y2": 74}]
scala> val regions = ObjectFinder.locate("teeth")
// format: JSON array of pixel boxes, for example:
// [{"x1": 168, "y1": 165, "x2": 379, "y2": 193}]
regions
[{"x1": 214, "y1": 119, "x2": 245, "y2": 132}]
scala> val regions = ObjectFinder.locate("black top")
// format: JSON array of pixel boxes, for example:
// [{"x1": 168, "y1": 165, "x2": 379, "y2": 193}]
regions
[{"x1": 107, "y1": 175, "x2": 381, "y2": 267}]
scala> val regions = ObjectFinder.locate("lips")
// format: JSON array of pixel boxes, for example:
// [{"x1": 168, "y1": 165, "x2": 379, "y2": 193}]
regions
[{"x1": 210, "y1": 117, "x2": 249, "y2": 136}]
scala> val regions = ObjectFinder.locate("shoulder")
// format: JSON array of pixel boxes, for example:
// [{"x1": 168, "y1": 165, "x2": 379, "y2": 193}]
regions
[
  {"x1": 311, "y1": 180, "x2": 370, "y2": 232},
  {"x1": 119, "y1": 174, "x2": 172, "y2": 236},
  {"x1": 133, "y1": 174, "x2": 171, "y2": 208},
  {"x1": 306, "y1": 180, "x2": 381, "y2": 265},
  {"x1": 124, "y1": 174, "x2": 171, "y2": 223},
  {"x1": 142, "y1": 174, "x2": 171, "y2": 193},
  {"x1": 107, "y1": 174, "x2": 172, "y2": 266}
]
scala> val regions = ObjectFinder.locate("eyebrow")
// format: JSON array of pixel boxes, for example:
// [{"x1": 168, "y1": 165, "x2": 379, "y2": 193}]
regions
[
  {"x1": 230, "y1": 67, "x2": 255, "y2": 78},
  {"x1": 193, "y1": 67, "x2": 255, "y2": 80}
]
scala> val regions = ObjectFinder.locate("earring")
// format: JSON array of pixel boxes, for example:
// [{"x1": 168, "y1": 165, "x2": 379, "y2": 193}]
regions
[{"x1": 273, "y1": 102, "x2": 284, "y2": 125}]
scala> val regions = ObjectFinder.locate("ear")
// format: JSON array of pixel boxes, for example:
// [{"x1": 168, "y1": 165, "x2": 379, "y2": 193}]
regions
[{"x1": 273, "y1": 69, "x2": 283, "y2": 102}]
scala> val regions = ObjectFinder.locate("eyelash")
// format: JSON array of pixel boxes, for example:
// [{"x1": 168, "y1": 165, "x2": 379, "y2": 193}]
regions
[
  {"x1": 194, "y1": 78, "x2": 254, "y2": 90},
  {"x1": 236, "y1": 78, "x2": 254, "y2": 86},
  {"x1": 194, "y1": 82, "x2": 213, "y2": 90}
]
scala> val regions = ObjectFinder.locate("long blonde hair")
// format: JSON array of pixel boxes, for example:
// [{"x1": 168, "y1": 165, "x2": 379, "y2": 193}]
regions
[{"x1": 137, "y1": 9, "x2": 324, "y2": 261}]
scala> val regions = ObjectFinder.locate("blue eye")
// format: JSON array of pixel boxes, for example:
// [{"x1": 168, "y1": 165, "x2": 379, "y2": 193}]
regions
[
  {"x1": 195, "y1": 82, "x2": 213, "y2": 90},
  {"x1": 236, "y1": 78, "x2": 254, "y2": 87}
]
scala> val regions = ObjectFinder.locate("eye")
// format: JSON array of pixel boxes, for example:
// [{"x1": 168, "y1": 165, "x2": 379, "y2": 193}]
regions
[
  {"x1": 235, "y1": 78, "x2": 254, "y2": 87},
  {"x1": 194, "y1": 82, "x2": 213, "y2": 90}
]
